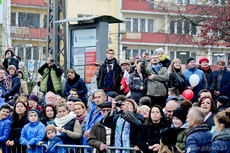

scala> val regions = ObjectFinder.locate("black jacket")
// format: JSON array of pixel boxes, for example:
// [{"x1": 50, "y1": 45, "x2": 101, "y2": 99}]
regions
[
  {"x1": 197, "y1": 66, "x2": 213, "y2": 88},
  {"x1": 97, "y1": 58, "x2": 122, "y2": 91},
  {"x1": 168, "y1": 71, "x2": 186, "y2": 94},
  {"x1": 128, "y1": 70, "x2": 147, "y2": 102},
  {"x1": 160, "y1": 58, "x2": 171, "y2": 68},
  {"x1": 136, "y1": 120, "x2": 171, "y2": 153},
  {"x1": 3, "y1": 56, "x2": 19, "y2": 71}
]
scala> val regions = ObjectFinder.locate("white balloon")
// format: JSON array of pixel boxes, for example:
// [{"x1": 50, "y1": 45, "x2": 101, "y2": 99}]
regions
[{"x1": 189, "y1": 74, "x2": 200, "y2": 87}]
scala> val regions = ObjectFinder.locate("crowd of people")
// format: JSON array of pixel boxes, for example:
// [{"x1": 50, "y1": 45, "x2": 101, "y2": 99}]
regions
[{"x1": 0, "y1": 46, "x2": 229, "y2": 153}]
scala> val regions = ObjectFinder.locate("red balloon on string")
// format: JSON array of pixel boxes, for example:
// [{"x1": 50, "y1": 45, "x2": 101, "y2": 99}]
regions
[{"x1": 182, "y1": 89, "x2": 194, "y2": 100}]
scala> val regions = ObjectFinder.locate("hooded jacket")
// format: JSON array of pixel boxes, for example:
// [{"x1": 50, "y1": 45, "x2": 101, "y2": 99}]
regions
[{"x1": 20, "y1": 121, "x2": 46, "y2": 153}]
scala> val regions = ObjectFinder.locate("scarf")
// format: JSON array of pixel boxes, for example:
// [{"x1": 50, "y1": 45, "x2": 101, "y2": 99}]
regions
[
  {"x1": 106, "y1": 58, "x2": 115, "y2": 71},
  {"x1": 150, "y1": 63, "x2": 162, "y2": 73},
  {"x1": 4, "y1": 74, "x2": 13, "y2": 91},
  {"x1": 201, "y1": 67, "x2": 209, "y2": 72},
  {"x1": 159, "y1": 54, "x2": 167, "y2": 61},
  {"x1": 54, "y1": 111, "x2": 76, "y2": 127},
  {"x1": 204, "y1": 111, "x2": 212, "y2": 122},
  {"x1": 114, "y1": 116, "x2": 130, "y2": 153},
  {"x1": 76, "y1": 111, "x2": 87, "y2": 124}
]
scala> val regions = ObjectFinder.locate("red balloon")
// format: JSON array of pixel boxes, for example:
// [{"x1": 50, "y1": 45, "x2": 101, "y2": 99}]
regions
[{"x1": 182, "y1": 89, "x2": 194, "y2": 100}]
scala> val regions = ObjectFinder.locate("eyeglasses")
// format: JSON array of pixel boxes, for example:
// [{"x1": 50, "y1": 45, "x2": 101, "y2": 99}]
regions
[{"x1": 101, "y1": 109, "x2": 111, "y2": 112}]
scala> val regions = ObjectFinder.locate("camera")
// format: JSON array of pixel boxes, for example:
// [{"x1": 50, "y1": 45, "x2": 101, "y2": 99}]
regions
[
  {"x1": 116, "y1": 100, "x2": 123, "y2": 107},
  {"x1": 50, "y1": 59, "x2": 54, "y2": 63}
]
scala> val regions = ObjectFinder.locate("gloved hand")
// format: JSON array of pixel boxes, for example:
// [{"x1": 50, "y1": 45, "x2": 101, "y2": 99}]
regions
[{"x1": 122, "y1": 111, "x2": 141, "y2": 126}]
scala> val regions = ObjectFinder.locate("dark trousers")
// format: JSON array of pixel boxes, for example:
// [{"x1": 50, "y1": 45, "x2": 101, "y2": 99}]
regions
[{"x1": 148, "y1": 95, "x2": 167, "y2": 108}]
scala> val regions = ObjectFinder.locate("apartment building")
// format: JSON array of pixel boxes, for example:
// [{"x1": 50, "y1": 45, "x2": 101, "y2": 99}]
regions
[{"x1": 120, "y1": 0, "x2": 229, "y2": 65}]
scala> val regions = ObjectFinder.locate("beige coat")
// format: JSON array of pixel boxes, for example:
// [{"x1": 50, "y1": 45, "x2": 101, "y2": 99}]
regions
[{"x1": 19, "y1": 79, "x2": 28, "y2": 96}]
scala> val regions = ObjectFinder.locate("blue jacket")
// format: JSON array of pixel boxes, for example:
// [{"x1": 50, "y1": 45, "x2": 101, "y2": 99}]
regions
[
  {"x1": 0, "y1": 115, "x2": 12, "y2": 153},
  {"x1": 82, "y1": 102, "x2": 103, "y2": 145},
  {"x1": 185, "y1": 124, "x2": 212, "y2": 153},
  {"x1": 43, "y1": 136, "x2": 66, "y2": 153},
  {"x1": 210, "y1": 128, "x2": 230, "y2": 153},
  {"x1": 184, "y1": 68, "x2": 207, "y2": 102},
  {"x1": 210, "y1": 67, "x2": 230, "y2": 98},
  {"x1": 20, "y1": 121, "x2": 46, "y2": 153},
  {"x1": 64, "y1": 74, "x2": 87, "y2": 102}
]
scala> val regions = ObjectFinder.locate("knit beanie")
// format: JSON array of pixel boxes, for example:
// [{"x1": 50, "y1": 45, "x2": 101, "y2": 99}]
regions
[
  {"x1": 199, "y1": 57, "x2": 209, "y2": 64},
  {"x1": 28, "y1": 94, "x2": 39, "y2": 103},
  {"x1": 28, "y1": 109, "x2": 40, "y2": 118},
  {"x1": 45, "y1": 124, "x2": 57, "y2": 133},
  {"x1": 187, "y1": 57, "x2": 195, "y2": 64},
  {"x1": 161, "y1": 128, "x2": 178, "y2": 146},
  {"x1": 172, "y1": 107, "x2": 188, "y2": 123}
]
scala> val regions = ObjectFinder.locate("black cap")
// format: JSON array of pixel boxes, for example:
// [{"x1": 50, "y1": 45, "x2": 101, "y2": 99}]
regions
[
  {"x1": 68, "y1": 96, "x2": 82, "y2": 102},
  {"x1": 187, "y1": 57, "x2": 195, "y2": 64},
  {"x1": 217, "y1": 96, "x2": 229, "y2": 105},
  {"x1": 107, "y1": 91, "x2": 118, "y2": 99},
  {"x1": 161, "y1": 128, "x2": 178, "y2": 146},
  {"x1": 100, "y1": 102, "x2": 112, "y2": 109}
]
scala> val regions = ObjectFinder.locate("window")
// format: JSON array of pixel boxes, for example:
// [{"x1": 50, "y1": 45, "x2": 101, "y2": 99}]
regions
[
  {"x1": 133, "y1": 18, "x2": 138, "y2": 32},
  {"x1": 18, "y1": 13, "x2": 40, "y2": 28},
  {"x1": 177, "y1": 22, "x2": 182, "y2": 34},
  {"x1": 188, "y1": 0, "x2": 196, "y2": 4},
  {"x1": 191, "y1": 24, "x2": 197, "y2": 35},
  {"x1": 148, "y1": 19, "x2": 154, "y2": 33},
  {"x1": 184, "y1": 21, "x2": 190, "y2": 34},
  {"x1": 140, "y1": 19, "x2": 146, "y2": 32},
  {"x1": 212, "y1": 52, "x2": 225, "y2": 65},
  {"x1": 18, "y1": 47, "x2": 24, "y2": 61},
  {"x1": 26, "y1": 47, "x2": 32, "y2": 59},
  {"x1": 11, "y1": 12, "x2": 16, "y2": 26},
  {"x1": 125, "y1": 49, "x2": 131, "y2": 59},
  {"x1": 43, "y1": 15, "x2": 47, "y2": 28},
  {"x1": 133, "y1": 49, "x2": 139, "y2": 57},
  {"x1": 33, "y1": 46, "x2": 39, "y2": 60},
  {"x1": 170, "y1": 21, "x2": 175, "y2": 34},
  {"x1": 126, "y1": 18, "x2": 131, "y2": 32}
]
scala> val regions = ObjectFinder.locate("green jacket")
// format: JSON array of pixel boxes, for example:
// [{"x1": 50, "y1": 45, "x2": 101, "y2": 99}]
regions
[
  {"x1": 176, "y1": 127, "x2": 190, "y2": 151},
  {"x1": 40, "y1": 68, "x2": 62, "y2": 93}
]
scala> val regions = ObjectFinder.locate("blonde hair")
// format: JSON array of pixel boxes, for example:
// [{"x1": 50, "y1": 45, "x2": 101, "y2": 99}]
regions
[
  {"x1": 169, "y1": 58, "x2": 182, "y2": 73},
  {"x1": 74, "y1": 102, "x2": 86, "y2": 110},
  {"x1": 215, "y1": 109, "x2": 230, "y2": 128}
]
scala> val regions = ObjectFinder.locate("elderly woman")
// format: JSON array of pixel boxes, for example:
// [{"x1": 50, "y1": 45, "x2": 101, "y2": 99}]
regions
[
  {"x1": 198, "y1": 96, "x2": 218, "y2": 129},
  {"x1": 3, "y1": 65, "x2": 21, "y2": 102},
  {"x1": 6, "y1": 100, "x2": 29, "y2": 153},
  {"x1": 104, "y1": 99, "x2": 144, "y2": 151},
  {"x1": 64, "y1": 69, "x2": 87, "y2": 104},
  {"x1": 54, "y1": 103, "x2": 82, "y2": 144}
]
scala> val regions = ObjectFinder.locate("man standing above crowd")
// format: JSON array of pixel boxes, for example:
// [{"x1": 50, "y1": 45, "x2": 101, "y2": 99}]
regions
[
  {"x1": 141, "y1": 54, "x2": 169, "y2": 108},
  {"x1": 97, "y1": 49, "x2": 122, "y2": 92},
  {"x1": 184, "y1": 57, "x2": 207, "y2": 102},
  {"x1": 38, "y1": 57, "x2": 63, "y2": 95}
]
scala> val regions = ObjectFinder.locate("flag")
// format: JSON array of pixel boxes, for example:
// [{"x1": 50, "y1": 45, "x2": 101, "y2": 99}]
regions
[{"x1": 120, "y1": 70, "x2": 130, "y2": 93}]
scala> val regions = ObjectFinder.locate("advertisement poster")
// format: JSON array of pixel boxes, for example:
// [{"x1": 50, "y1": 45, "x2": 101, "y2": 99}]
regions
[
  {"x1": 74, "y1": 48, "x2": 85, "y2": 65},
  {"x1": 85, "y1": 65, "x2": 96, "y2": 83},
  {"x1": 74, "y1": 65, "x2": 85, "y2": 79},
  {"x1": 73, "y1": 29, "x2": 96, "y2": 47},
  {"x1": 85, "y1": 47, "x2": 96, "y2": 65}
]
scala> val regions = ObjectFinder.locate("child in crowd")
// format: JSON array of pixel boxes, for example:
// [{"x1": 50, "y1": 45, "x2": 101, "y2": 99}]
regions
[
  {"x1": 38, "y1": 124, "x2": 65, "y2": 153},
  {"x1": 20, "y1": 109, "x2": 46, "y2": 153},
  {"x1": 0, "y1": 104, "x2": 12, "y2": 153}
]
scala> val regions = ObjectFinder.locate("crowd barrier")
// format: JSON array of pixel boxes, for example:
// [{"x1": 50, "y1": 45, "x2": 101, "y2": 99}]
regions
[{"x1": 1, "y1": 144, "x2": 141, "y2": 153}]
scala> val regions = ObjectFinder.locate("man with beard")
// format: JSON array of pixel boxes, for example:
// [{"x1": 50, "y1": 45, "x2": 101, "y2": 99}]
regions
[{"x1": 97, "y1": 49, "x2": 122, "y2": 92}]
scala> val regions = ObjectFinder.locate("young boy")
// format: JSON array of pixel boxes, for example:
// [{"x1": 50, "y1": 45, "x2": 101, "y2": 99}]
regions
[
  {"x1": 38, "y1": 124, "x2": 65, "y2": 153},
  {"x1": 0, "y1": 104, "x2": 12, "y2": 153},
  {"x1": 20, "y1": 109, "x2": 46, "y2": 153}
]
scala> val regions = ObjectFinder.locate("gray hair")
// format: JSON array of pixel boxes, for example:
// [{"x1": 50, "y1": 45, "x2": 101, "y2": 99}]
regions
[
  {"x1": 94, "y1": 89, "x2": 106, "y2": 97},
  {"x1": 189, "y1": 107, "x2": 205, "y2": 125}
]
